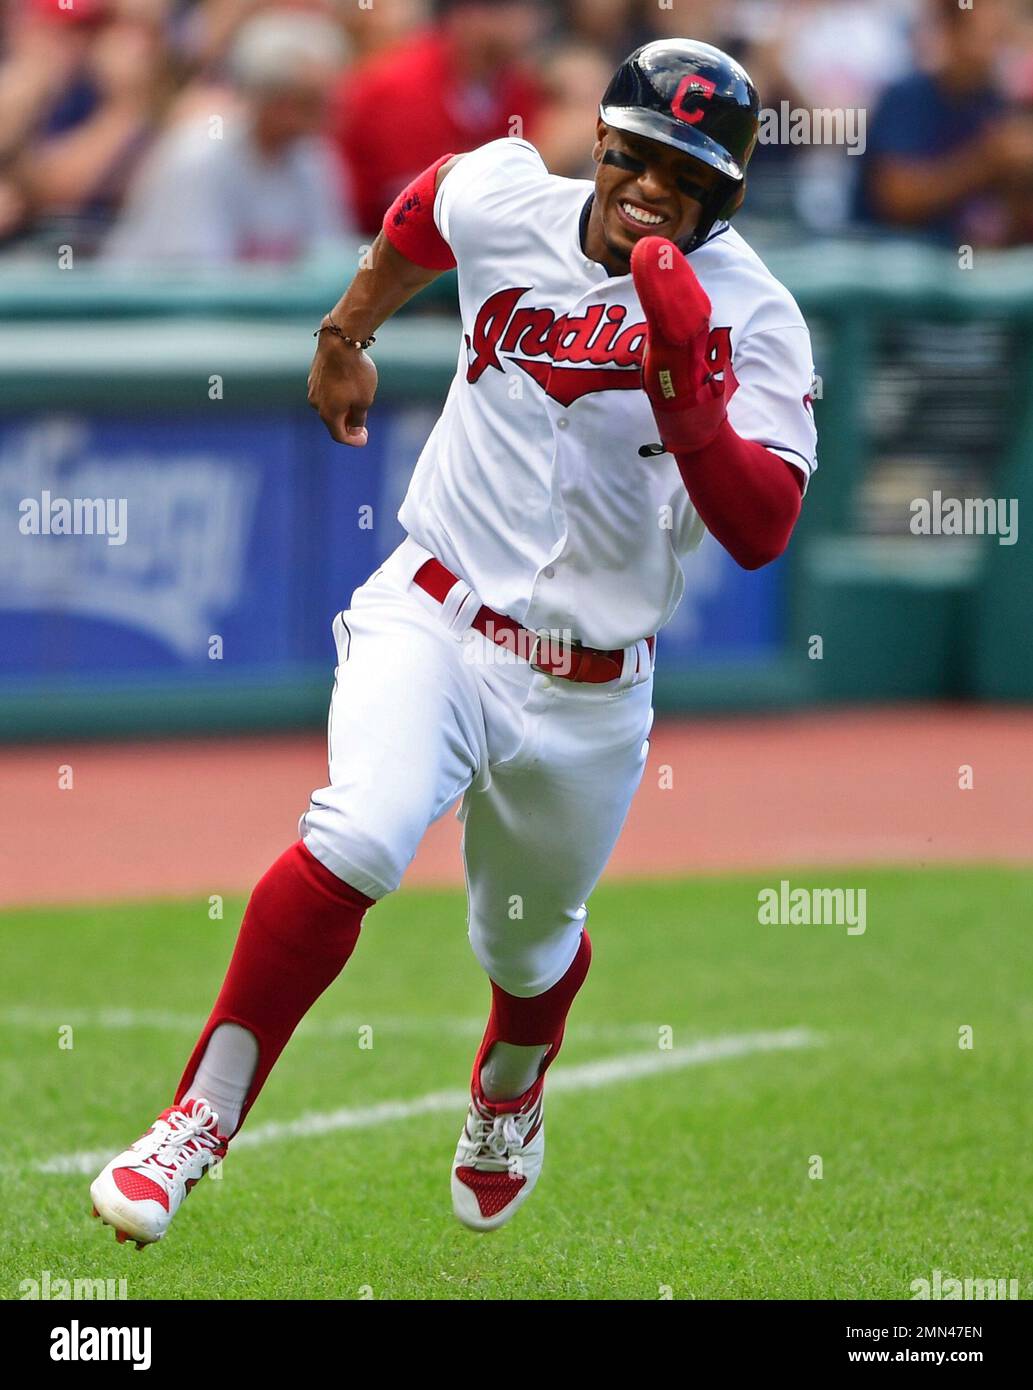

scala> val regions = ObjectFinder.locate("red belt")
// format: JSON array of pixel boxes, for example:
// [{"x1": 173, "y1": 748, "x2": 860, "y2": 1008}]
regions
[{"x1": 413, "y1": 558, "x2": 655, "y2": 685}]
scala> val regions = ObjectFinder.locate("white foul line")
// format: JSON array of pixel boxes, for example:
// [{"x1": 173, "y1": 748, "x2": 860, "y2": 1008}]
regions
[
  {"x1": 0, "y1": 1005, "x2": 666, "y2": 1044},
  {"x1": 35, "y1": 1028, "x2": 819, "y2": 1177}
]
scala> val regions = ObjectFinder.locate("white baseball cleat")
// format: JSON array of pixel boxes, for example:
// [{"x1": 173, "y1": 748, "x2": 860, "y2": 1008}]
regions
[
  {"x1": 89, "y1": 1097, "x2": 228, "y2": 1248},
  {"x1": 451, "y1": 1077, "x2": 545, "y2": 1232}
]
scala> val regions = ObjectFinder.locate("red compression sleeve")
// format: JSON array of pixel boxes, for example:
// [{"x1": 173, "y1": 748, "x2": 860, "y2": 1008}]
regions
[
  {"x1": 471, "y1": 930, "x2": 592, "y2": 1105},
  {"x1": 675, "y1": 419, "x2": 805, "y2": 570},
  {"x1": 382, "y1": 152, "x2": 458, "y2": 270},
  {"x1": 175, "y1": 841, "x2": 373, "y2": 1136}
]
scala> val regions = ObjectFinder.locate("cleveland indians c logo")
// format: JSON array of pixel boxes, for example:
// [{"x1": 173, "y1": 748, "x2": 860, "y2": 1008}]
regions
[{"x1": 671, "y1": 74, "x2": 716, "y2": 125}]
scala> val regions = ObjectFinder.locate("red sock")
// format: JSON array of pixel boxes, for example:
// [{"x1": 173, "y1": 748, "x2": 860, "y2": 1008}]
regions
[
  {"x1": 175, "y1": 841, "x2": 373, "y2": 1136},
  {"x1": 472, "y1": 930, "x2": 592, "y2": 1105}
]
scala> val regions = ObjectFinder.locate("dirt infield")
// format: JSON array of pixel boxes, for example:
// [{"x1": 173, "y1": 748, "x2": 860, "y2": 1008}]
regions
[{"x1": 2, "y1": 706, "x2": 1030, "y2": 908}]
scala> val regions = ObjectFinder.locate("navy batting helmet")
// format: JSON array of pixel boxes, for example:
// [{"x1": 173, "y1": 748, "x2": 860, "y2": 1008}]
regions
[{"x1": 599, "y1": 39, "x2": 760, "y2": 251}]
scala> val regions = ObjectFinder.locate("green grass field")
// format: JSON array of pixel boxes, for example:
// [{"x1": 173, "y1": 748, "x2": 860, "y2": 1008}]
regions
[{"x1": 2, "y1": 866, "x2": 1030, "y2": 1301}]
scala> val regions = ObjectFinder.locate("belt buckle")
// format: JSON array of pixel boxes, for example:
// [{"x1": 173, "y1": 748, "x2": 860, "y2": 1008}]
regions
[
  {"x1": 529, "y1": 630, "x2": 579, "y2": 678},
  {"x1": 528, "y1": 632, "x2": 549, "y2": 674}
]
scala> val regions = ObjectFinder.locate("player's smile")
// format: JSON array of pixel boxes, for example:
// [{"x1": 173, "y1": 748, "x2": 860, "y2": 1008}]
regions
[
  {"x1": 586, "y1": 120, "x2": 725, "y2": 274},
  {"x1": 615, "y1": 198, "x2": 670, "y2": 231}
]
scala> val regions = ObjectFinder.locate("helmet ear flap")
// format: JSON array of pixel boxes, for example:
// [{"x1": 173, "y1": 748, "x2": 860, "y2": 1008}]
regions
[
  {"x1": 719, "y1": 179, "x2": 746, "y2": 221},
  {"x1": 683, "y1": 175, "x2": 745, "y2": 254}
]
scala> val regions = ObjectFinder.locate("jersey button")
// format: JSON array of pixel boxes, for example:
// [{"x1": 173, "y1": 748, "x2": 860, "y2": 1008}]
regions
[
  {"x1": 557, "y1": 417, "x2": 569, "y2": 430},
  {"x1": 543, "y1": 566, "x2": 555, "y2": 579}
]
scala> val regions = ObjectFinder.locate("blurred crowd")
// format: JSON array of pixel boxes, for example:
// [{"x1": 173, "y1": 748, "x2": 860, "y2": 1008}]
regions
[{"x1": 2, "y1": 0, "x2": 1033, "y2": 266}]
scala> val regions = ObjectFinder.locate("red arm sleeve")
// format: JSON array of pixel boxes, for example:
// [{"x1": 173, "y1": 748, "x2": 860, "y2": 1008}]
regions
[
  {"x1": 382, "y1": 153, "x2": 458, "y2": 270},
  {"x1": 674, "y1": 419, "x2": 805, "y2": 570}
]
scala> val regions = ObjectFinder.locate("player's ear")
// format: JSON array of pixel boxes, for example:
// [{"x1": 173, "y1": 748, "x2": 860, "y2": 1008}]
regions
[{"x1": 593, "y1": 119, "x2": 608, "y2": 164}]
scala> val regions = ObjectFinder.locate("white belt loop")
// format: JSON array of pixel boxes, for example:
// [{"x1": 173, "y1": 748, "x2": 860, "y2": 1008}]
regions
[
  {"x1": 388, "y1": 534, "x2": 435, "y2": 588},
  {"x1": 440, "y1": 577, "x2": 480, "y2": 634},
  {"x1": 620, "y1": 638, "x2": 654, "y2": 689},
  {"x1": 454, "y1": 585, "x2": 483, "y2": 634},
  {"x1": 614, "y1": 641, "x2": 635, "y2": 690}
]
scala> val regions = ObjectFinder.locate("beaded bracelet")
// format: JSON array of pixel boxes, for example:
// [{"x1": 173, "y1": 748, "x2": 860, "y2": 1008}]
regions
[{"x1": 314, "y1": 314, "x2": 376, "y2": 350}]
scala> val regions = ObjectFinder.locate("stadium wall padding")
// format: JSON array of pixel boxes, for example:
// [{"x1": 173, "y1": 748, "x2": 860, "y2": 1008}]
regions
[{"x1": 2, "y1": 243, "x2": 1032, "y2": 740}]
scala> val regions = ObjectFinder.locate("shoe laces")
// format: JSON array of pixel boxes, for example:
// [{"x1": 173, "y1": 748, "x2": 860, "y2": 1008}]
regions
[
  {"x1": 462, "y1": 1092, "x2": 535, "y2": 1166},
  {"x1": 472, "y1": 1111, "x2": 523, "y2": 1160},
  {"x1": 138, "y1": 1100, "x2": 225, "y2": 1183}
]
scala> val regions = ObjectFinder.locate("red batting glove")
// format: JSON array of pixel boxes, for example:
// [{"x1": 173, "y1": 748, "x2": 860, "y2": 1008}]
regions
[{"x1": 631, "y1": 235, "x2": 735, "y2": 454}]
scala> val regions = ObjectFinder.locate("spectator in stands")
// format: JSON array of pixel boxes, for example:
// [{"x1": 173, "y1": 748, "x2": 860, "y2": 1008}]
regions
[
  {"x1": 637, "y1": 0, "x2": 727, "y2": 48},
  {"x1": 532, "y1": 39, "x2": 613, "y2": 179},
  {"x1": 0, "y1": 0, "x2": 165, "y2": 253},
  {"x1": 562, "y1": 0, "x2": 637, "y2": 62},
  {"x1": 0, "y1": 167, "x2": 30, "y2": 248},
  {"x1": 333, "y1": 0, "x2": 545, "y2": 235},
  {"x1": 750, "y1": 0, "x2": 916, "y2": 233},
  {"x1": 0, "y1": 1, "x2": 100, "y2": 167},
  {"x1": 104, "y1": 8, "x2": 353, "y2": 265},
  {"x1": 858, "y1": 0, "x2": 1033, "y2": 246},
  {"x1": 775, "y1": 0, "x2": 916, "y2": 111},
  {"x1": 338, "y1": 0, "x2": 429, "y2": 64}
]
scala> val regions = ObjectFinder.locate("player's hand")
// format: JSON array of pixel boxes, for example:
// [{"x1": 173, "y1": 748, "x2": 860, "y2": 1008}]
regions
[
  {"x1": 631, "y1": 236, "x2": 733, "y2": 454},
  {"x1": 307, "y1": 333, "x2": 378, "y2": 447}
]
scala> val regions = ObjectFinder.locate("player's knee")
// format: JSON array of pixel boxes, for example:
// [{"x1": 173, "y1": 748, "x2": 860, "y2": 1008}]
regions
[
  {"x1": 467, "y1": 909, "x2": 585, "y2": 998},
  {"x1": 300, "y1": 798, "x2": 423, "y2": 901}
]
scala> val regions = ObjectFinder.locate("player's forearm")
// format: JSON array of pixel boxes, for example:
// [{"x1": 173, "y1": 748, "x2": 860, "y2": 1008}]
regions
[
  {"x1": 330, "y1": 153, "x2": 463, "y2": 340},
  {"x1": 872, "y1": 146, "x2": 990, "y2": 225},
  {"x1": 328, "y1": 232, "x2": 445, "y2": 341},
  {"x1": 30, "y1": 105, "x2": 148, "y2": 208},
  {"x1": 674, "y1": 420, "x2": 804, "y2": 570}
]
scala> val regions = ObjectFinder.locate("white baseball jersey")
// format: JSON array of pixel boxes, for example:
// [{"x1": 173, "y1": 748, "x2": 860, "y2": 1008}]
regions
[{"x1": 397, "y1": 135, "x2": 818, "y2": 651}]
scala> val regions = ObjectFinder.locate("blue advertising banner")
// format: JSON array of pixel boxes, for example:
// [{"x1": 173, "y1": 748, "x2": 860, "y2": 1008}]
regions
[
  {"x1": 0, "y1": 406, "x2": 783, "y2": 698},
  {"x1": 1, "y1": 414, "x2": 295, "y2": 675}
]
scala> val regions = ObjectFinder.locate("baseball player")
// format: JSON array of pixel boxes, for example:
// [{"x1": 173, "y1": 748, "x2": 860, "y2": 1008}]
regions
[{"x1": 90, "y1": 38, "x2": 817, "y2": 1244}]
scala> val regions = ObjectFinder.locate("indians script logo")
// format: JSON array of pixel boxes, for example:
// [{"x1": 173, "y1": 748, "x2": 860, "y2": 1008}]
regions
[{"x1": 465, "y1": 287, "x2": 733, "y2": 407}]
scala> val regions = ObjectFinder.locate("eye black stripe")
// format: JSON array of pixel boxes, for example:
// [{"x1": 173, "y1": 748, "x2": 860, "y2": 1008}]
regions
[
  {"x1": 605, "y1": 147, "x2": 712, "y2": 201},
  {"x1": 602, "y1": 149, "x2": 646, "y2": 175}
]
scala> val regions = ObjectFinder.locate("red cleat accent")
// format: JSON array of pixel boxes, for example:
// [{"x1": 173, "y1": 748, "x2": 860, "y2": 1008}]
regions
[
  {"x1": 455, "y1": 1166, "x2": 527, "y2": 1220},
  {"x1": 113, "y1": 1167, "x2": 170, "y2": 1210}
]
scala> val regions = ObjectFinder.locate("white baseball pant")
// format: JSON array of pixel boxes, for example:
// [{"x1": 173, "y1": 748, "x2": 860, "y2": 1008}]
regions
[{"x1": 300, "y1": 536, "x2": 655, "y2": 996}]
